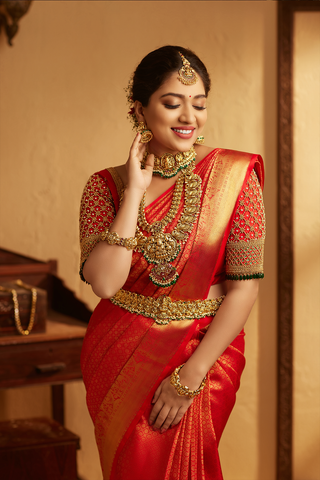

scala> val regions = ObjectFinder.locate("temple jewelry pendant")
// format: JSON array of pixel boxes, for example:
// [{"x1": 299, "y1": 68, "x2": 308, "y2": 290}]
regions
[
  {"x1": 149, "y1": 262, "x2": 179, "y2": 288},
  {"x1": 143, "y1": 233, "x2": 180, "y2": 264}
]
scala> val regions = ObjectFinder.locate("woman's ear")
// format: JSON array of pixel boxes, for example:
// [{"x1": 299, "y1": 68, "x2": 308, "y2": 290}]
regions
[{"x1": 134, "y1": 101, "x2": 145, "y2": 122}]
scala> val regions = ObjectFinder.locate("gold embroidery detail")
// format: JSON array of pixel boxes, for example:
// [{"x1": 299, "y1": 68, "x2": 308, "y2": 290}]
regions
[
  {"x1": 226, "y1": 170, "x2": 265, "y2": 279},
  {"x1": 79, "y1": 173, "x2": 116, "y2": 280},
  {"x1": 110, "y1": 288, "x2": 225, "y2": 325},
  {"x1": 108, "y1": 167, "x2": 125, "y2": 200},
  {"x1": 226, "y1": 239, "x2": 264, "y2": 276}
]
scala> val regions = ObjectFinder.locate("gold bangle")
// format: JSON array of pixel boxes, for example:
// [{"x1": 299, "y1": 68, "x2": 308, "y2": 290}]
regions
[
  {"x1": 170, "y1": 364, "x2": 207, "y2": 399},
  {"x1": 100, "y1": 229, "x2": 137, "y2": 251}
]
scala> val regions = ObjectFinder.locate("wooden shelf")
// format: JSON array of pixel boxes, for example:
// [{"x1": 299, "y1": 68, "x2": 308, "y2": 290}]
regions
[{"x1": 0, "y1": 311, "x2": 87, "y2": 346}]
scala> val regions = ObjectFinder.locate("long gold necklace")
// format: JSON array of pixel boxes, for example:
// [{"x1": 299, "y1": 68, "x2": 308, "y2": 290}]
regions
[
  {"x1": 0, "y1": 280, "x2": 37, "y2": 336},
  {"x1": 135, "y1": 160, "x2": 202, "y2": 287},
  {"x1": 142, "y1": 145, "x2": 196, "y2": 179}
]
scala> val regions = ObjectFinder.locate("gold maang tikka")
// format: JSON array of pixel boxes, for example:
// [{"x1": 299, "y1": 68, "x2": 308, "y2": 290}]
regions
[{"x1": 178, "y1": 52, "x2": 198, "y2": 86}]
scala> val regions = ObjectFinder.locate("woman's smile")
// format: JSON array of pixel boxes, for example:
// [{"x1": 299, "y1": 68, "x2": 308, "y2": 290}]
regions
[{"x1": 171, "y1": 127, "x2": 195, "y2": 139}]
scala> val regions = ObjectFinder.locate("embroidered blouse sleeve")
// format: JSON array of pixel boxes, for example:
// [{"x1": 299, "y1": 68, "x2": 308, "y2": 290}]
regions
[
  {"x1": 225, "y1": 169, "x2": 266, "y2": 280},
  {"x1": 79, "y1": 173, "x2": 116, "y2": 282}
]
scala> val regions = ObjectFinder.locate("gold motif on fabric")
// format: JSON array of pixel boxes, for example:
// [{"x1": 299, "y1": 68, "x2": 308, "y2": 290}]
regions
[
  {"x1": 226, "y1": 239, "x2": 264, "y2": 278},
  {"x1": 110, "y1": 289, "x2": 225, "y2": 325},
  {"x1": 226, "y1": 170, "x2": 266, "y2": 279},
  {"x1": 107, "y1": 167, "x2": 125, "y2": 200},
  {"x1": 79, "y1": 173, "x2": 116, "y2": 280}
]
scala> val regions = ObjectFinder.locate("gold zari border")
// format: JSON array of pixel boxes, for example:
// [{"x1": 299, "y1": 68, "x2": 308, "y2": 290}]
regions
[
  {"x1": 225, "y1": 239, "x2": 264, "y2": 275},
  {"x1": 110, "y1": 289, "x2": 225, "y2": 325}
]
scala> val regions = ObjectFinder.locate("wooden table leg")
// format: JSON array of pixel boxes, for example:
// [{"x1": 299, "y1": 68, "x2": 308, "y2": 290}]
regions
[{"x1": 51, "y1": 384, "x2": 64, "y2": 425}]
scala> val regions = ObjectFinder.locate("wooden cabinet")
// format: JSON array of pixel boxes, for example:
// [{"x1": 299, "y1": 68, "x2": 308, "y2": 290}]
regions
[
  {"x1": 0, "y1": 248, "x2": 92, "y2": 425},
  {"x1": 0, "y1": 312, "x2": 87, "y2": 390}
]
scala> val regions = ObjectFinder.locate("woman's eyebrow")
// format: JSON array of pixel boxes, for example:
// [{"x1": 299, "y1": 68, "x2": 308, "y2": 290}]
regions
[{"x1": 160, "y1": 93, "x2": 206, "y2": 99}]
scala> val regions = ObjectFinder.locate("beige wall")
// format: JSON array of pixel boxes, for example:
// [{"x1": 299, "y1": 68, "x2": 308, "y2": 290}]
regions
[
  {"x1": 293, "y1": 12, "x2": 320, "y2": 480},
  {"x1": 0, "y1": 2, "x2": 277, "y2": 480}
]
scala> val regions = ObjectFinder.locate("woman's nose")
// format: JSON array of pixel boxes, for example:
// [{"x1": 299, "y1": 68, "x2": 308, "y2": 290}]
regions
[{"x1": 179, "y1": 104, "x2": 195, "y2": 124}]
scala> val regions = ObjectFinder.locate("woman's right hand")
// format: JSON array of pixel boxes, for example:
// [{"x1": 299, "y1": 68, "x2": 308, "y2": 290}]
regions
[
  {"x1": 149, "y1": 376, "x2": 194, "y2": 432},
  {"x1": 126, "y1": 132, "x2": 154, "y2": 193}
]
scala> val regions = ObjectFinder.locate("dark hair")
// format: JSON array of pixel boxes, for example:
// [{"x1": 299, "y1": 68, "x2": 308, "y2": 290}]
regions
[{"x1": 132, "y1": 45, "x2": 211, "y2": 106}]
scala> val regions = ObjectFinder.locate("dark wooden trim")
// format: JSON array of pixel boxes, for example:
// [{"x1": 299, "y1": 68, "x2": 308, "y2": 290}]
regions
[
  {"x1": 277, "y1": 2, "x2": 320, "y2": 479},
  {"x1": 51, "y1": 384, "x2": 65, "y2": 426}
]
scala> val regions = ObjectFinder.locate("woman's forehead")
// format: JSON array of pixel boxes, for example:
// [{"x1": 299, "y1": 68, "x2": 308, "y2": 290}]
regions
[{"x1": 153, "y1": 72, "x2": 206, "y2": 98}]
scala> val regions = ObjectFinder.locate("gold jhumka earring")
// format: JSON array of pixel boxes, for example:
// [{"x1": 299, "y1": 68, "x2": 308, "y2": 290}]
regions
[
  {"x1": 194, "y1": 136, "x2": 205, "y2": 145},
  {"x1": 137, "y1": 122, "x2": 153, "y2": 143},
  {"x1": 177, "y1": 52, "x2": 198, "y2": 85}
]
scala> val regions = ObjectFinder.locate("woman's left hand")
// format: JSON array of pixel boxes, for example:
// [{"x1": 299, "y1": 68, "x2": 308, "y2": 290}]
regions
[{"x1": 149, "y1": 376, "x2": 193, "y2": 432}]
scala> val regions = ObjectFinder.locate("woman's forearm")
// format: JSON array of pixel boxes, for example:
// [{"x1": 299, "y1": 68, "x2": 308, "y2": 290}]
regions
[
  {"x1": 179, "y1": 280, "x2": 260, "y2": 390},
  {"x1": 83, "y1": 187, "x2": 144, "y2": 298}
]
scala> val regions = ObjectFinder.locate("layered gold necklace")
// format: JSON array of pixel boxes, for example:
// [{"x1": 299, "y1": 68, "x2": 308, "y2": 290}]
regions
[
  {"x1": 135, "y1": 153, "x2": 202, "y2": 287},
  {"x1": 142, "y1": 145, "x2": 196, "y2": 179}
]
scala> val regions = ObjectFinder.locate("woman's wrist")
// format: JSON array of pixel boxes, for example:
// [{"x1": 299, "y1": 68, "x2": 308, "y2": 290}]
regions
[
  {"x1": 122, "y1": 185, "x2": 145, "y2": 204},
  {"x1": 170, "y1": 364, "x2": 207, "y2": 398},
  {"x1": 178, "y1": 362, "x2": 209, "y2": 392}
]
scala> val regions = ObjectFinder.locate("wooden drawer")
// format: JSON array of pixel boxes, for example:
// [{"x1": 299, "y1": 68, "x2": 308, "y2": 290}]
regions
[
  {"x1": 0, "y1": 338, "x2": 83, "y2": 388},
  {"x1": 0, "y1": 312, "x2": 87, "y2": 389}
]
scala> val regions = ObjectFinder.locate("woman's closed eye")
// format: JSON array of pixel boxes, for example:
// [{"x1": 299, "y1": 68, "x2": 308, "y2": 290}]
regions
[
  {"x1": 164, "y1": 104, "x2": 180, "y2": 109},
  {"x1": 164, "y1": 104, "x2": 206, "y2": 110}
]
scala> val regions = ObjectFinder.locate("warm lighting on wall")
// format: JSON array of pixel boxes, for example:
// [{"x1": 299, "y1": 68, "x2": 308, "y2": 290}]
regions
[{"x1": 0, "y1": 0, "x2": 32, "y2": 46}]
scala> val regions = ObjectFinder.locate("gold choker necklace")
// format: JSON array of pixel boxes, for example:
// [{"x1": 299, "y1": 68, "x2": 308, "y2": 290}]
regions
[
  {"x1": 135, "y1": 160, "x2": 202, "y2": 287},
  {"x1": 142, "y1": 146, "x2": 196, "y2": 178}
]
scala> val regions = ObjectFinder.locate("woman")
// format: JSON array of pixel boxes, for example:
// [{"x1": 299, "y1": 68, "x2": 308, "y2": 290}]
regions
[{"x1": 79, "y1": 46, "x2": 265, "y2": 480}]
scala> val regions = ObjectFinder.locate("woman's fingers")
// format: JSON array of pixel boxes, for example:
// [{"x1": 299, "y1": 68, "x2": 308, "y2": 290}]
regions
[
  {"x1": 128, "y1": 133, "x2": 145, "y2": 160},
  {"x1": 149, "y1": 400, "x2": 164, "y2": 426},
  {"x1": 149, "y1": 377, "x2": 194, "y2": 432},
  {"x1": 158, "y1": 408, "x2": 178, "y2": 432},
  {"x1": 170, "y1": 407, "x2": 186, "y2": 427},
  {"x1": 152, "y1": 405, "x2": 174, "y2": 431},
  {"x1": 151, "y1": 383, "x2": 162, "y2": 404},
  {"x1": 126, "y1": 133, "x2": 152, "y2": 191},
  {"x1": 128, "y1": 132, "x2": 140, "y2": 156},
  {"x1": 144, "y1": 153, "x2": 154, "y2": 172}
]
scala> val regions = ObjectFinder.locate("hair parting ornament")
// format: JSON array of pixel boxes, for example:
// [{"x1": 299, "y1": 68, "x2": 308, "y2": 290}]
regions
[{"x1": 177, "y1": 52, "x2": 198, "y2": 85}]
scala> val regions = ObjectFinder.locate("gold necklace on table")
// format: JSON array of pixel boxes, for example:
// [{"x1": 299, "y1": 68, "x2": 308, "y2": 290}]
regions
[
  {"x1": 135, "y1": 159, "x2": 202, "y2": 287},
  {"x1": 0, "y1": 280, "x2": 37, "y2": 336},
  {"x1": 142, "y1": 145, "x2": 196, "y2": 179}
]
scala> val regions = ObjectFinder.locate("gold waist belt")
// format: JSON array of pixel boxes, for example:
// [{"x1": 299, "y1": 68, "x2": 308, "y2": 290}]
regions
[{"x1": 110, "y1": 289, "x2": 225, "y2": 325}]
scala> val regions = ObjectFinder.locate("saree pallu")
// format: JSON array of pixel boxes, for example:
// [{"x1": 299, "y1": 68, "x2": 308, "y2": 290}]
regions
[{"x1": 80, "y1": 149, "x2": 264, "y2": 480}]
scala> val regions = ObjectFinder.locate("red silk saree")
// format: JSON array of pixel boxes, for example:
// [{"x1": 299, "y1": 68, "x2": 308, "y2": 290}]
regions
[{"x1": 79, "y1": 149, "x2": 265, "y2": 480}]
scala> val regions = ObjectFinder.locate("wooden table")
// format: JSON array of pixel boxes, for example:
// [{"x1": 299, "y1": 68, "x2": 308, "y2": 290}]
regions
[{"x1": 0, "y1": 311, "x2": 87, "y2": 425}]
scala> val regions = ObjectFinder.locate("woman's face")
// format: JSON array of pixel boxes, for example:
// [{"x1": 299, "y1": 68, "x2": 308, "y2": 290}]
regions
[{"x1": 135, "y1": 71, "x2": 207, "y2": 156}]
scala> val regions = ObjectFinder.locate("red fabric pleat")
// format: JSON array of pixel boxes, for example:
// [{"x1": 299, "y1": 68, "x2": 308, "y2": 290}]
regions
[{"x1": 113, "y1": 330, "x2": 245, "y2": 480}]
